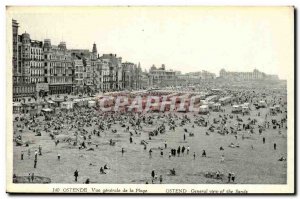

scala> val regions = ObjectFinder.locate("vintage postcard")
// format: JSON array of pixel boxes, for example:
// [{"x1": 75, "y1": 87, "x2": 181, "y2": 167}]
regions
[{"x1": 6, "y1": 6, "x2": 294, "y2": 194}]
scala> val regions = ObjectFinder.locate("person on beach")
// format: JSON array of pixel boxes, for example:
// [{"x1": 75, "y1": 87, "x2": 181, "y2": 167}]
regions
[
  {"x1": 151, "y1": 170, "x2": 155, "y2": 179},
  {"x1": 228, "y1": 173, "x2": 231, "y2": 183},
  {"x1": 33, "y1": 159, "x2": 37, "y2": 168},
  {"x1": 74, "y1": 170, "x2": 79, "y2": 182},
  {"x1": 202, "y1": 150, "x2": 206, "y2": 157},
  {"x1": 149, "y1": 149, "x2": 152, "y2": 158}
]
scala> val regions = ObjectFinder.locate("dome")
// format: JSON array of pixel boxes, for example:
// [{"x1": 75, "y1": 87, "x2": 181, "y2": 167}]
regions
[
  {"x1": 150, "y1": 65, "x2": 157, "y2": 70},
  {"x1": 58, "y1": 41, "x2": 67, "y2": 50},
  {"x1": 22, "y1": 32, "x2": 30, "y2": 39}
]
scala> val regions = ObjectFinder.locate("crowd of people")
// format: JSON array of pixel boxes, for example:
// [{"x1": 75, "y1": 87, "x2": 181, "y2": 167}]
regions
[{"x1": 13, "y1": 82, "x2": 288, "y2": 184}]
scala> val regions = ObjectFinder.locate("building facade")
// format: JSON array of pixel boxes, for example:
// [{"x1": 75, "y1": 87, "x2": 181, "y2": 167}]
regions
[
  {"x1": 11, "y1": 19, "x2": 149, "y2": 99},
  {"x1": 44, "y1": 40, "x2": 73, "y2": 95},
  {"x1": 121, "y1": 62, "x2": 142, "y2": 90},
  {"x1": 220, "y1": 69, "x2": 266, "y2": 81},
  {"x1": 13, "y1": 20, "x2": 45, "y2": 100},
  {"x1": 100, "y1": 54, "x2": 123, "y2": 91},
  {"x1": 176, "y1": 70, "x2": 216, "y2": 86},
  {"x1": 148, "y1": 64, "x2": 177, "y2": 87}
]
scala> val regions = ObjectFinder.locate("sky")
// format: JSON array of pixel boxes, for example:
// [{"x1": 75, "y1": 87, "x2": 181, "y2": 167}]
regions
[{"x1": 7, "y1": 6, "x2": 294, "y2": 79}]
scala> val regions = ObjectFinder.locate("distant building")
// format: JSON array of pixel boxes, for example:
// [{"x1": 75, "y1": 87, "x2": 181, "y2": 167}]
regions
[
  {"x1": 121, "y1": 62, "x2": 142, "y2": 90},
  {"x1": 265, "y1": 74, "x2": 280, "y2": 80},
  {"x1": 219, "y1": 68, "x2": 278, "y2": 81},
  {"x1": 201, "y1": 70, "x2": 217, "y2": 80},
  {"x1": 148, "y1": 64, "x2": 176, "y2": 87},
  {"x1": 176, "y1": 70, "x2": 216, "y2": 86},
  {"x1": 140, "y1": 69, "x2": 149, "y2": 89}
]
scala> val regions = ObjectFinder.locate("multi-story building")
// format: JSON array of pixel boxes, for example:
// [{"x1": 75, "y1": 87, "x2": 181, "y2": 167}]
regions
[
  {"x1": 148, "y1": 64, "x2": 176, "y2": 87},
  {"x1": 12, "y1": 19, "x2": 19, "y2": 83},
  {"x1": 201, "y1": 70, "x2": 216, "y2": 80},
  {"x1": 72, "y1": 55, "x2": 85, "y2": 94},
  {"x1": 101, "y1": 60, "x2": 110, "y2": 91},
  {"x1": 70, "y1": 45, "x2": 122, "y2": 93},
  {"x1": 12, "y1": 20, "x2": 150, "y2": 99},
  {"x1": 100, "y1": 54, "x2": 123, "y2": 91},
  {"x1": 265, "y1": 74, "x2": 280, "y2": 80},
  {"x1": 176, "y1": 70, "x2": 216, "y2": 86},
  {"x1": 140, "y1": 69, "x2": 150, "y2": 89},
  {"x1": 121, "y1": 62, "x2": 142, "y2": 90},
  {"x1": 136, "y1": 63, "x2": 142, "y2": 89},
  {"x1": 29, "y1": 40, "x2": 44, "y2": 83},
  {"x1": 91, "y1": 43, "x2": 99, "y2": 90},
  {"x1": 70, "y1": 48, "x2": 96, "y2": 94},
  {"x1": 219, "y1": 69, "x2": 267, "y2": 81},
  {"x1": 121, "y1": 62, "x2": 133, "y2": 90},
  {"x1": 12, "y1": 20, "x2": 46, "y2": 100},
  {"x1": 84, "y1": 57, "x2": 93, "y2": 91},
  {"x1": 43, "y1": 40, "x2": 73, "y2": 95},
  {"x1": 93, "y1": 59, "x2": 110, "y2": 92},
  {"x1": 93, "y1": 59, "x2": 102, "y2": 91}
]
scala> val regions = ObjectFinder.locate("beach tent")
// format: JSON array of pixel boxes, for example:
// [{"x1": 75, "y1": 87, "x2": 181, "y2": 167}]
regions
[
  {"x1": 47, "y1": 100, "x2": 55, "y2": 104},
  {"x1": 208, "y1": 101, "x2": 215, "y2": 109},
  {"x1": 213, "y1": 103, "x2": 221, "y2": 111},
  {"x1": 199, "y1": 105, "x2": 209, "y2": 114},
  {"x1": 232, "y1": 105, "x2": 242, "y2": 113},
  {"x1": 192, "y1": 94, "x2": 206, "y2": 104},
  {"x1": 219, "y1": 96, "x2": 232, "y2": 105},
  {"x1": 41, "y1": 108, "x2": 53, "y2": 112},
  {"x1": 88, "y1": 100, "x2": 96, "y2": 107},
  {"x1": 176, "y1": 101, "x2": 189, "y2": 112},
  {"x1": 150, "y1": 103, "x2": 160, "y2": 112},
  {"x1": 205, "y1": 95, "x2": 218, "y2": 102},
  {"x1": 61, "y1": 101, "x2": 74, "y2": 110},
  {"x1": 242, "y1": 106, "x2": 250, "y2": 113},
  {"x1": 13, "y1": 102, "x2": 22, "y2": 114},
  {"x1": 243, "y1": 103, "x2": 250, "y2": 107},
  {"x1": 200, "y1": 100, "x2": 208, "y2": 105},
  {"x1": 73, "y1": 98, "x2": 90, "y2": 106},
  {"x1": 269, "y1": 107, "x2": 276, "y2": 115},
  {"x1": 274, "y1": 105, "x2": 280, "y2": 111},
  {"x1": 73, "y1": 99, "x2": 83, "y2": 106},
  {"x1": 259, "y1": 101, "x2": 267, "y2": 108}
]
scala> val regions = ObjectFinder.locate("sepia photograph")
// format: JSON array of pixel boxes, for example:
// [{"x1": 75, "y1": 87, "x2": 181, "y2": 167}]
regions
[{"x1": 6, "y1": 6, "x2": 295, "y2": 194}]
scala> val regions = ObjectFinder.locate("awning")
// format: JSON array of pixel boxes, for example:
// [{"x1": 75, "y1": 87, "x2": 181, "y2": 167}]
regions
[
  {"x1": 53, "y1": 98, "x2": 65, "y2": 102},
  {"x1": 47, "y1": 100, "x2": 55, "y2": 104},
  {"x1": 42, "y1": 108, "x2": 53, "y2": 112}
]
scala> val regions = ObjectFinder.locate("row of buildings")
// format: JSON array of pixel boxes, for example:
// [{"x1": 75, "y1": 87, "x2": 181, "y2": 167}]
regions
[
  {"x1": 12, "y1": 19, "x2": 279, "y2": 101},
  {"x1": 219, "y1": 69, "x2": 279, "y2": 81},
  {"x1": 147, "y1": 65, "x2": 217, "y2": 87},
  {"x1": 147, "y1": 66, "x2": 279, "y2": 88},
  {"x1": 12, "y1": 20, "x2": 145, "y2": 101}
]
